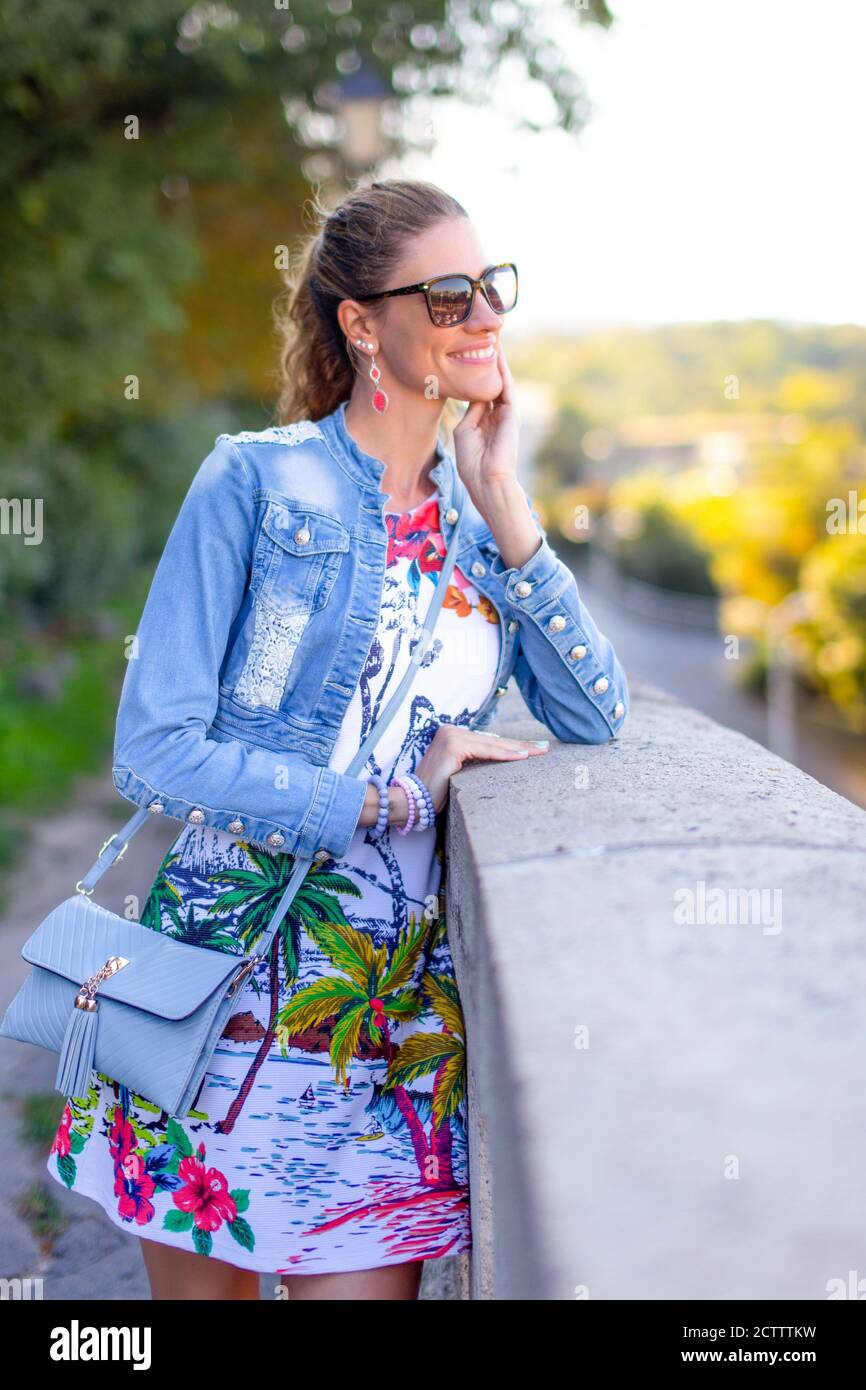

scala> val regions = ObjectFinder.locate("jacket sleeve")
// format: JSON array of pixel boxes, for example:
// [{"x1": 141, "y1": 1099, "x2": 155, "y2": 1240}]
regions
[
  {"x1": 111, "y1": 435, "x2": 368, "y2": 858},
  {"x1": 483, "y1": 485, "x2": 629, "y2": 743}
]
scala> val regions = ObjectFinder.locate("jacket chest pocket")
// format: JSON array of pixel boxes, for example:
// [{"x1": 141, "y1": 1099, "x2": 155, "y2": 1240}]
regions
[
  {"x1": 233, "y1": 502, "x2": 349, "y2": 714},
  {"x1": 254, "y1": 502, "x2": 349, "y2": 616}
]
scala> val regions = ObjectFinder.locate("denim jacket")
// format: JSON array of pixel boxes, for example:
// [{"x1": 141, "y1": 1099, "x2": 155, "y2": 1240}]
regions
[{"x1": 112, "y1": 399, "x2": 629, "y2": 861}]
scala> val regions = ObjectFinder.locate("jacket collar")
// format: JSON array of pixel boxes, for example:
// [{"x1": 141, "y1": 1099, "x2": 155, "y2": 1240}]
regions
[{"x1": 319, "y1": 398, "x2": 459, "y2": 522}]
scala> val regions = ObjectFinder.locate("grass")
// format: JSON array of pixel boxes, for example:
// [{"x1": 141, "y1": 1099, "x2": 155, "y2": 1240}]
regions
[
  {"x1": 15, "y1": 1180, "x2": 70, "y2": 1245},
  {"x1": 11, "y1": 1091, "x2": 71, "y2": 1249},
  {"x1": 0, "y1": 574, "x2": 150, "y2": 908},
  {"x1": 19, "y1": 1089, "x2": 69, "y2": 1150}
]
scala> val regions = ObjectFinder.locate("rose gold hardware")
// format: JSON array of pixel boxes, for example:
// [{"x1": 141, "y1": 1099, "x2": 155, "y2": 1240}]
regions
[{"x1": 73, "y1": 955, "x2": 130, "y2": 1010}]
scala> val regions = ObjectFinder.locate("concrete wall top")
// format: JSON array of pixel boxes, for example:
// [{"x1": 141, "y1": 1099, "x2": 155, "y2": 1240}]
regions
[{"x1": 446, "y1": 681, "x2": 866, "y2": 1300}]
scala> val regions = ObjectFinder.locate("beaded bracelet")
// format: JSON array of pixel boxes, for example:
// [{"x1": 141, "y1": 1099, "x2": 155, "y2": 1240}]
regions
[
  {"x1": 416, "y1": 777, "x2": 436, "y2": 831},
  {"x1": 368, "y1": 772, "x2": 390, "y2": 839},
  {"x1": 404, "y1": 772, "x2": 435, "y2": 832},
  {"x1": 393, "y1": 774, "x2": 418, "y2": 835}
]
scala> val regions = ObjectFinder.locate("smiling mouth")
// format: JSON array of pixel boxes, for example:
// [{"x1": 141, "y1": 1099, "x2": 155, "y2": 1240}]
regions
[{"x1": 447, "y1": 344, "x2": 498, "y2": 364}]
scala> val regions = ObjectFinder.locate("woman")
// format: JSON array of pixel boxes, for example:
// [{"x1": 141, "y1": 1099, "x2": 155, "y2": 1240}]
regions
[{"x1": 45, "y1": 178, "x2": 628, "y2": 1300}]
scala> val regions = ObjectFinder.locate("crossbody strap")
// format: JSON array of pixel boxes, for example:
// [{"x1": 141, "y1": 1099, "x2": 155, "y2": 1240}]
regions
[
  {"x1": 77, "y1": 481, "x2": 468, "y2": 949},
  {"x1": 246, "y1": 484, "x2": 467, "y2": 965}
]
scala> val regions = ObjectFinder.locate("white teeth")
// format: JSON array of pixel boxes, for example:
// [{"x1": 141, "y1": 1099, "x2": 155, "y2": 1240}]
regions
[{"x1": 451, "y1": 347, "x2": 495, "y2": 360}]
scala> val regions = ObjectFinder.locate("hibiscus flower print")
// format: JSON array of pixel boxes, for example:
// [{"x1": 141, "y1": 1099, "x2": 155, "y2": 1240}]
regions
[
  {"x1": 108, "y1": 1105, "x2": 162, "y2": 1225},
  {"x1": 51, "y1": 1104, "x2": 73, "y2": 1159},
  {"x1": 114, "y1": 1150, "x2": 156, "y2": 1226},
  {"x1": 174, "y1": 1144, "x2": 238, "y2": 1231},
  {"x1": 385, "y1": 495, "x2": 499, "y2": 623},
  {"x1": 164, "y1": 1137, "x2": 254, "y2": 1258},
  {"x1": 48, "y1": 1087, "x2": 100, "y2": 1189},
  {"x1": 385, "y1": 495, "x2": 444, "y2": 571},
  {"x1": 96, "y1": 1096, "x2": 254, "y2": 1257}
]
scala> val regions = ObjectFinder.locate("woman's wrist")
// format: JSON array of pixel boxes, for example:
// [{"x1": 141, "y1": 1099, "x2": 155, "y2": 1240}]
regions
[
  {"x1": 476, "y1": 476, "x2": 543, "y2": 570},
  {"x1": 389, "y1": 783, "x2": 410, "y2": 826},
  {"x1": 358, "y1": 779, "x2": 410, "y2": 828}
]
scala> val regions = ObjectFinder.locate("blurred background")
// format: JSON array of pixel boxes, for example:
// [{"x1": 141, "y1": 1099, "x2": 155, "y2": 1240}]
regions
[{"x1": 3, "y1": 0, "x2": 866, "y2": 889}]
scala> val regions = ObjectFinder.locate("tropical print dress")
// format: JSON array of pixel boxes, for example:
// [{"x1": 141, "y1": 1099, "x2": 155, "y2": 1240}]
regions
[{"x1": 46, "y1": 491, "x2": 502, "y2": 1276}]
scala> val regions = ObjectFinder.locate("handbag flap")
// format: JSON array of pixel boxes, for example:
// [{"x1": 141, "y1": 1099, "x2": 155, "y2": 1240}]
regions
[{"x1": 21, "y1": 896, "x2": 247, "y2": 1021}]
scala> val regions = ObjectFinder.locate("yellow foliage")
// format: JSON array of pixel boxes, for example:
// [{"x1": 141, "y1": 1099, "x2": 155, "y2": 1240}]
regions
[{"x1": 604, "y1": 420, "x2": 866, "y2": 718}]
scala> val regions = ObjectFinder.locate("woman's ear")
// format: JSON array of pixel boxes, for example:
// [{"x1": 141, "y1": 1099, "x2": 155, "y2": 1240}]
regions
[{"x1": 337, "y1": 299, "x2": 377, "y2": 352}]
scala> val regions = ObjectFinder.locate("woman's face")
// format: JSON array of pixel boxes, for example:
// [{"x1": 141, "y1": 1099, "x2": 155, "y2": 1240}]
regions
[{"x1": 361, "y1": 216, "x2": 508, "y2": 405}]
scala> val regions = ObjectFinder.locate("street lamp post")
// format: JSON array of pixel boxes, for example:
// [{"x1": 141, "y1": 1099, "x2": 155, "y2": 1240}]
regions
[
  {"x1": 765, "y1": 590, "x2": 813, "y2": 763},
  {"x1": 337, "y1": 65, "x2": 388, "y2": 178}
]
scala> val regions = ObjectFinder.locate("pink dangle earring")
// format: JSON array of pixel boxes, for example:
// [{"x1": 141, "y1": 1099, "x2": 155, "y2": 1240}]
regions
[{"x1": 356, "y1": 338, "x2": 389, "y2": 414}]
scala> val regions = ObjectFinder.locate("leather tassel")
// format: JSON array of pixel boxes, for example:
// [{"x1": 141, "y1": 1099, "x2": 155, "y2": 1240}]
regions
[{"x1": 55, "y1": 1000, "x2": 98, "y2": 1099}]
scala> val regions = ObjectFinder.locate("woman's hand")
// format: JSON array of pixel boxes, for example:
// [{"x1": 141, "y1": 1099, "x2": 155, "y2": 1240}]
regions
[
  {"x1": 451, "y1": 342, "x2": 543, "y2": 571},
  {"x1": 414, "y1": 722, "x2": 547, "y2": 815},
  {"x1": 452, "y1": 341, "x2": 520, "y2": 504},
  {"x1": 356, "y1": 724, "x2": 548, "y2": 828}
]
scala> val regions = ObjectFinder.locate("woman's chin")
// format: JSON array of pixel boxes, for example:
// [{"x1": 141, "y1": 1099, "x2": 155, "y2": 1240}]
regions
[{"x1": 443, "y1": 366, "x2": 502, "y2": 402}]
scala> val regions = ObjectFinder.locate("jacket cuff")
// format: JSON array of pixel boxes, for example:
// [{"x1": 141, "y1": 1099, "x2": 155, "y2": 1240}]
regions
[
  {"x1": 487, "y1": 532, "x2": 564, "y2": 603},
  {"x1": 302, "y1": 767, "x2": 369, "y2": 859},
  {"x1": 111, "y1": 763, "x2": 367, "y2": 861}
]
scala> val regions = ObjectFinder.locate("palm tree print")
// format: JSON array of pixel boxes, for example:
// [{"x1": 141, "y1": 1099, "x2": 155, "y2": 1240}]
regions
[
  {"x1": 275, "y1": 907, "x2": 466, "y2": 1191},
  {"x1": 204, "y1": 843, "x2": 361, "y2": 1134},
  {"x1": 139, "y1": 849, "x2": 184, "y2": 935}
]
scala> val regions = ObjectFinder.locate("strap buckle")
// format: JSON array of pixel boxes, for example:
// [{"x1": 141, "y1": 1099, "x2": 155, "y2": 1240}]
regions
[
  {"x1": 75, "y1": 832, "x2": 129, "y2": 895},
  {"x1": 98, "y1": 832, "x2": 129, "y2": 862}
]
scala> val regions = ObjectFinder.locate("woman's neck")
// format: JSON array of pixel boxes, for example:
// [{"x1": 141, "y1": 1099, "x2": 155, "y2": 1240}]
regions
[{"x1": 343, "y1": 392, "x2": 444, "y2": 512}]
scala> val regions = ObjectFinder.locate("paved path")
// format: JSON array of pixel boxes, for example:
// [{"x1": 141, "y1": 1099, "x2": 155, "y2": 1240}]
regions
[
  {"x1": 574, "y1": 555, "x2": 866, "y2": 810},
  {"x1": 0, "y1": 775, "x2": 464, "y2": 1300}
]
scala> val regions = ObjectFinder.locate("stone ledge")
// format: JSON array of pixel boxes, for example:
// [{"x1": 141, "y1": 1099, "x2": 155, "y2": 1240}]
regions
[{"x1": 446, "y1": 680, "x2": 866, "y2": 1299}]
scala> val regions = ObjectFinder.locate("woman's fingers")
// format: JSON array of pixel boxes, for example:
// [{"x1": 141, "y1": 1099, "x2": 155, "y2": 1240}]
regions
[
  {"x1": 423, "y1": 723, "x2": 549, "y2": 784},
  {"x1": 457, "y1": 730, "x2": 548, "y2": 761}
]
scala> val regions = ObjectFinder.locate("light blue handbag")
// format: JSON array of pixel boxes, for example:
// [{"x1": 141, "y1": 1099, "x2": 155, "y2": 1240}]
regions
[{"x1": 0, "y1": 495, "x2": 466, "y2": 1117}]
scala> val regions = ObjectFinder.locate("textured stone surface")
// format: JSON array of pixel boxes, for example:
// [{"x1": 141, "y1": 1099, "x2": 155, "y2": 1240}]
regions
[{"x1": 447, "y1": 681, "x2": 866, "y2": 1300}]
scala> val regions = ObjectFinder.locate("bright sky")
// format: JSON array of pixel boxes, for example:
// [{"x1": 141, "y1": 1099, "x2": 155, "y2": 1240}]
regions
[{"x1": 392, "y1": 0, "x2": 866, "y2": 335}]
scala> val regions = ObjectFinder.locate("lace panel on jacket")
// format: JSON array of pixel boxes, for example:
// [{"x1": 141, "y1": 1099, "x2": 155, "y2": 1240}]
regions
[{"x1": 233, "y1": 601, "x2": 309, "y2": 710}]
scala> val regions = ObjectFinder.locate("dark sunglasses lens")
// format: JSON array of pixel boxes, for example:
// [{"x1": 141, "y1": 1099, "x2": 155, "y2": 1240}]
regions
[
  {"x1": 483, "y1": 264, "x2": 517, "y2": 313},
  {"x1": 428, "y1": 276, "x2": 473, "y2": 326}
]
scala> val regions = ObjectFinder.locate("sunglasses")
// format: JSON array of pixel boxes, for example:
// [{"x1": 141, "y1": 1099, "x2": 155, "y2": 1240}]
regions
[{"x1": 355, "y1": 262, "x2": 518, "y2": 327}]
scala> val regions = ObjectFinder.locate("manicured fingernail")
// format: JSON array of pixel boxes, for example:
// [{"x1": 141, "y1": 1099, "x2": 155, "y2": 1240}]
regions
[
  {"x1": 533, "y1": 740, "x2": 549, "y2": 748},
  {"x1": 516, "y1": 749, "x2": 529, "y2": 757}
]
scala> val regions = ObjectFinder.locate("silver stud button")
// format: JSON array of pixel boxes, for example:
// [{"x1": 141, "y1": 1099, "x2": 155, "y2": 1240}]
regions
[
  {"x1": 495, "y1": 685, "x2": 508, "y2": 697},
  {"x1": 593, "y1": 676, "x2": 609, "y2": 695},
  {"x1": 147, "y1": 799, "x2": 165, "y2": 815},
  {"x1": 313, "y1": 848, "x2": 330, "y2": 863},
  {"x1": 445, "y1": 507, "x2": 459, "y2": 525},
  {"x1": 613, "y1": 700, "x2": 625, "y2": 719},
  {"x1": 228, "y1": 818, "x2": 245, "y2": 835},
  {"x1": 514, "y1": 580, "x2": 532, "y2": 598},
  {"x1": 548, "y1": 614, "x2": 566, "y2": 633},
  {"x1": 471, "y1": 561, "x2": 486, "y2": 578},
  {"x1": 508, "y1": 619, "x2": 519, "y2": 633},
  {"x1": 267, "y1": 831, "x2": 285, "y2": 849},
  {"x1": 294, "y1": 527, "x2": 311, "y2": 545},
  {"x1": 187, "y1": 808, "x2": 205, "y2": 825},
  {"x1": 570, "y1": 644, "x2": 588, "y2": 661}
]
